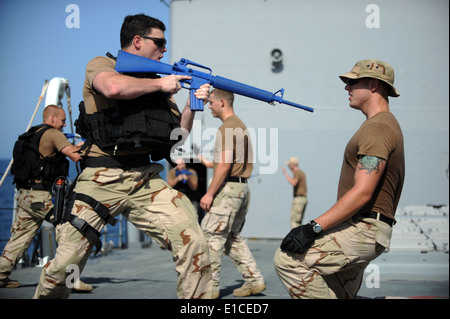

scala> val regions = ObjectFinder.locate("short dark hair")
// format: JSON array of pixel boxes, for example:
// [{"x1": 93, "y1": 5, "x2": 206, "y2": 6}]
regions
[
  {"x1": 120, "y1": 14, "x2": 166, "y2": 48},
  {"x1": 210, "y1": 89, "x2": 234, "y2": 106}
]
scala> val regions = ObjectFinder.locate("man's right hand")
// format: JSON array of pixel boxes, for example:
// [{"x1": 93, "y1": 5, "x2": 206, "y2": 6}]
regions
[{"x1": 160, "y1": 75, "x2": 191, "y2": 95}]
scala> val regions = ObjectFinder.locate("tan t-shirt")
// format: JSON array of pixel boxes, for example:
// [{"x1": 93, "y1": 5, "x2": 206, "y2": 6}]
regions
[
  {"x1": 337, "y1": 112, "x2": 405, "y2": 220},
  {"x1": 293, "y1": 169, "x2": 307, "y2": 197},
  {"x1": 39, "y1": 127, "x2": 71, "y2": 158},
  {"x1": 83, "y1": 56, "x2": 118, "y2": 114},
  {"x1": 214, "y1": 115, "x2": 253, "y2": 178}
]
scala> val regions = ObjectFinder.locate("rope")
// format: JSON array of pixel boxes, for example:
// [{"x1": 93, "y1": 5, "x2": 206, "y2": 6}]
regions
[
  {"x1": 65, "y1": 84, "x2": 75, "y2": 143},
  {"x1": 0, "y1": 80, "x2": 49, "y2": 188}
]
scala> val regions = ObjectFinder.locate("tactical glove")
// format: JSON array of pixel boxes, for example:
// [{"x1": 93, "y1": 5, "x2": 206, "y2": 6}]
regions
[{"x1": 280, "y1": 223, "x2": 319, "y2": 254}]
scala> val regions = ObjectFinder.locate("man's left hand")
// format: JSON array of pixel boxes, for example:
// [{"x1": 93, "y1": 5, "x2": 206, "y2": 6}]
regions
[
  {"x1": 280, "y1": 223, "x2": 319, "y2": 254},
  {"x1": 200, "y1": 192, "x2": 214, "y2": 211},
  {"x1": 194, "y1": 83, "x2": 211, "y2": 103}
]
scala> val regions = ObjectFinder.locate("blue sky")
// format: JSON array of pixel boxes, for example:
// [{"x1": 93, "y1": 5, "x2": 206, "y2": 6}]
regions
[{"x1": 0, "y1": 0, "x2": 170, "y2": 159}]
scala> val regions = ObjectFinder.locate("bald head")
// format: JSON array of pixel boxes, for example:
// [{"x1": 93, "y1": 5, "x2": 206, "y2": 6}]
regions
[{"x1": 43, "y1": 105, "x2": 66, "y2": 131}]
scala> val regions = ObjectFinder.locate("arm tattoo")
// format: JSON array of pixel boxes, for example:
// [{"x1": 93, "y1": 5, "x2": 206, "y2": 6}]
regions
[{"x1": 358, "y1": 155, "x2": 384, "y2": 175}]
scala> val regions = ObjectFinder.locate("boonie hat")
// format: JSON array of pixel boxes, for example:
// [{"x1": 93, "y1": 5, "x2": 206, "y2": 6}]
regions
[
  {"x1": 339, "y1": 59, "x2": 400, "y2": 97},
  {"x1": 285, "y1": 157, "x2": 299, "y2": 165}
]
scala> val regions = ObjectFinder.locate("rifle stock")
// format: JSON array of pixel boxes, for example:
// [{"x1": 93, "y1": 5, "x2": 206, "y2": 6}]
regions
[{"x1": 115, "y1": 50, "x2": 313, "y2": 112}]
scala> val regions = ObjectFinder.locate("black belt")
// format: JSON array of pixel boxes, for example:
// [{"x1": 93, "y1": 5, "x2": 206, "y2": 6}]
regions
[
  {"x1": 225, "y1": 176, "x2": 247, "y2": 183},
  {"x1": 21, "y1": 182, "x2": 47, "y2": 191},
  {"x1": 359, "y1": 212, "x2": 395, "y2": 227},
  {"x1": 81, "y1": 155, "x2": 150, "y2": 170}
]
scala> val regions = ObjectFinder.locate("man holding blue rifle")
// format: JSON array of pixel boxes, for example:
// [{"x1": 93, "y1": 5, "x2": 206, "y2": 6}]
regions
[{"x1": 34, "y1": 14, "x2": 212, "y2": 299}]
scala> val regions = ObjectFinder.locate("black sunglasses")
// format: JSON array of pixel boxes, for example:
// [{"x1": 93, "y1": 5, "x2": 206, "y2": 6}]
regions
[
  {"x1": 141, "y1": 36, "x2": 167, "y2": 49},
  {"x1": 346, "y1": 78, "x2": 362, "y2": 86}
]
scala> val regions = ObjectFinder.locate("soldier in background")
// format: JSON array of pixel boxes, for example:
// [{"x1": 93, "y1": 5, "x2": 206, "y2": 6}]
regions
[
  {"x1": 200, "y1": 89, "x2": 265, "y2": 298},
  {"x1": 167, "y1": 158, "x2": 203, "y2": 222},
  {"x1": 282, "y1": 157, "x2": 308, "y2": 228},
  {"x1": 0, "y1": 106, "x2": 88, "y2": 291}
]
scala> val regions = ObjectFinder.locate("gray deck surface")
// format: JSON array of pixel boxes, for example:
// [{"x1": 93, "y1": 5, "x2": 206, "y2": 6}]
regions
[{"x1": 0, "y1": 238, "x2": 448, "y2": 300}]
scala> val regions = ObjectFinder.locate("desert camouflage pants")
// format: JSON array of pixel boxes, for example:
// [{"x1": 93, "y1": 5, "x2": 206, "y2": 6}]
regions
[
  {"x1": 0, "y1": 189, "x2": 53, "y2": 281},
  {"x1": 290, "y1": 196, "x2": 307, "y2": 228},
  {"x1": 274, "y1": 214, "x2": 392, "y2": 299},
  {"x1": 201, "y1": 182, "x2": 264, "y2": 291},
  {"x1": 33, "y1": 163, "x2": 212, "y2": 299}
]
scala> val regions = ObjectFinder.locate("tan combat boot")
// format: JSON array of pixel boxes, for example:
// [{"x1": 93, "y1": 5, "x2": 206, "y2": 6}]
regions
[
  {"x1": 233, "y1": 282, "x2": 266, "y2": 297},
  {"x1": 0, "y1": 277, "x2": 20, "y2": 288},
  {"x1": 72, "y1": 279, "x2": 93, "y2": 293}
]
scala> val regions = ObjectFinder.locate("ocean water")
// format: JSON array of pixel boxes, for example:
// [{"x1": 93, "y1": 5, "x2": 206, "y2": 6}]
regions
[
  {"x1": 0, "y1": 159, "x2": 15, "y2": 252},
  {"x1": 0, "y1": 159, "x2": 127, "y2": 254}
]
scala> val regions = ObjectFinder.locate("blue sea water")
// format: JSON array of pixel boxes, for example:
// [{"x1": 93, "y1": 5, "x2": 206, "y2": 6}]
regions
[
  {"x1": 0, "y1": 159, "x2": 16, "y2": 252},
  {"x1": 0, "y1": 158, "x2": 127, "y2": 254}
]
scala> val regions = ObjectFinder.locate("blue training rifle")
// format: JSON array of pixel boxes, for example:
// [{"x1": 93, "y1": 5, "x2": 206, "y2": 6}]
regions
[
  {"x1": 114, "y1": 50, "x2": 314, "y2": 112},
  {"x1": 175, "y1": 169, "x2": 193, "y2": 184}
]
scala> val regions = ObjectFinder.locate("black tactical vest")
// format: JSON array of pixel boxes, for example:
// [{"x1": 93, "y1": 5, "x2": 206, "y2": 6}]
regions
[
  {"x1": 11, "y1": 124, "x2": 70, "y2": 190},
  {"x1": 75, "y1": 78, "x2": 181, "y2": 163}
]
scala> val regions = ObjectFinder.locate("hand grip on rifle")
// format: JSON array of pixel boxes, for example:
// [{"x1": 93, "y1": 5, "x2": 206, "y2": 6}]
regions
[{"x1": 175, "y1": 169, "x2": 193, "y2": 184}]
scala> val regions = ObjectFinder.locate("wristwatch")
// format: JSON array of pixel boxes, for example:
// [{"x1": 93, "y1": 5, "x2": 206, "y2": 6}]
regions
[{"x1": 310, "y1": 220, "x2": 323, "y2": 234}]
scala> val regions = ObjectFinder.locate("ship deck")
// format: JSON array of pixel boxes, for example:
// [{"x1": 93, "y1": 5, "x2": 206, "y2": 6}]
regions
[{"x1": 0, "y1": 206, "x2": 448, "y2": 300}]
